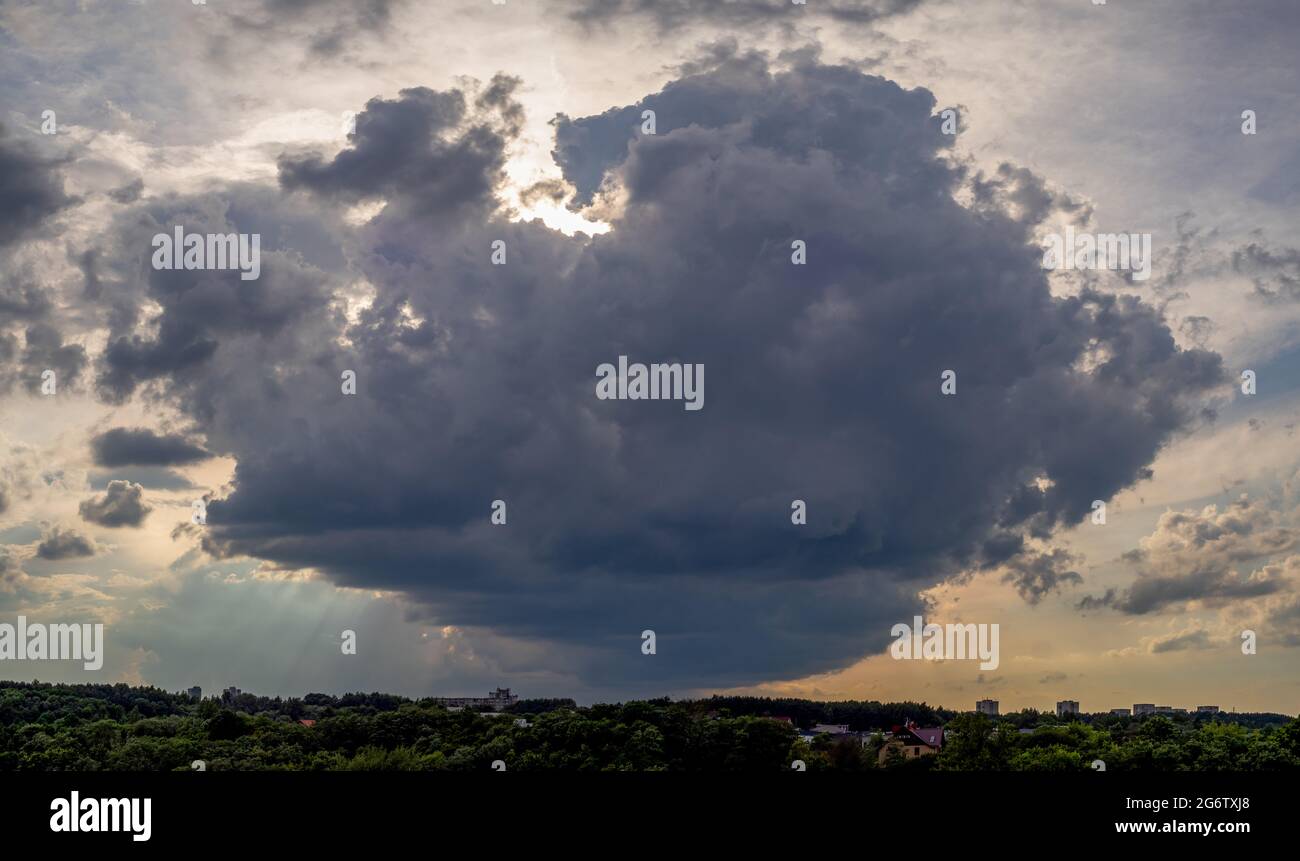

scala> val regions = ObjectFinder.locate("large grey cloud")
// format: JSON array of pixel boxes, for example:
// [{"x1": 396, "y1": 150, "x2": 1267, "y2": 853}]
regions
[
  {"x1": 91, "y1": 427, "x2": 211, "y2": 468},
  {"x1": 81, "y1": 51, "x2": 1224, "y2": 690},
  {"x1": 551, "y1": 47, "x2": 956, "y2": 207},
  {"x1": 0, "y1": 127, "x2": 73, "y2": 248},
  {"x1": 0, "y1": 129, "x2": 86, "y2": 395},
  {"x1": 92, "y1": 183, "x2": 348, "y2": 404},
  {"x1": 278, "y1": 80, "x2": 513, "y2": 222}
]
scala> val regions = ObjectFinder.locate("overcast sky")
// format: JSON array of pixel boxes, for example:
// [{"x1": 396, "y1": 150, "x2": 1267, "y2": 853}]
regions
[{"x1": 1, "y1": 0, "x2": 1298, "y2": 712}]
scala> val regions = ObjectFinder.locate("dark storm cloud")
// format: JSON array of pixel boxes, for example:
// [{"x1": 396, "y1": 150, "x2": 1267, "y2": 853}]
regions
[
  {"x1": 96, "y1": 335, "x2": 218, "y2": 403},
  {"x1": 970, "y1": 163, "x2": 1093, "y2": 229},
  {"x1": 476, "y1": 75, "x2": 527, "y2": 137},
  {"x1": 551, "y1": 47, "x2": 954, "y2": 206},
  {"x1": 91, "y1": 427, "x2": 211, "y2": 467},
  {"x1": 1001, "y1": 549, "x2": 1082, "y2": 605},
  {"x1": 74, "y1": 249, "x2": 131, "y2": 332},
  {"x1": 566, "y1": 0, "x2": 922, "y2": 31},
  {"x1": 278, "y1": 81, "x2": 514, "y2": 222},
  {"x1": 93, "y1": 183, "x2": 347, "y2": 404},
  {"x1": 0, "y1": 127, "x2": 74, "y2": 248},
  {"x1": 98, "y1": 54, "x2": 1223, "y2": 689},
  {"x1": 18, "y1": 323, "x2": 87, "y2": 395},
  {"x1": 79, "y1": 480, "x2": 151, "y2": 528},
  {"x1": 0, "y1": 131, "x2": 85, "y2": 392},
  {"x1": 36, "y1": 526, "x2": 97, "y2": 560}
]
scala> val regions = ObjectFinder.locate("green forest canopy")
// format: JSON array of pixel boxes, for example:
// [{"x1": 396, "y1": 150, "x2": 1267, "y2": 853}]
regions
[{"x1": 1, "y1": 682, "x2": 1296, "y2": 771}]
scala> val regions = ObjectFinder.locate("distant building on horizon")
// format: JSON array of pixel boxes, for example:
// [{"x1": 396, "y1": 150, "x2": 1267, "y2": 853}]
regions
[
  {"x1": 1196, "y1": 705, "x2": 1220, "y2": 714},
  {"x1": 187, "y1": 686, "x2": 201, "y2": 700},
  {"x1": 1056, "y1": 700, "x2": 1079, "y2": 717},
  {"x1": 976, "y1": 699, "x2": 999, "y2": 717},
  {"x1": 1133, "y1": 703, "x2": 1156, "y2": 716},
  {"x1": 1110, "y1": 708, "x2": 1131, "y2": 717},
  {"x1": 223, "y1": 686, "x2": 242, "y2": 702},
  {"x1": 432, "y1": 687, "x2": 520, "y2": 712}
]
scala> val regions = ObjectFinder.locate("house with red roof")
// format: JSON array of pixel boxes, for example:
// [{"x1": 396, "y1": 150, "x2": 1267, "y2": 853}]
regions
[{"x1": 877, "y1": 719, "x2": 943, "y2": 765}]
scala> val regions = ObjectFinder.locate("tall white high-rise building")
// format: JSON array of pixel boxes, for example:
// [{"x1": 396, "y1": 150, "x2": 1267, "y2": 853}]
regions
[{"x1": 1055, "y1": 700, "x2": 1079, "y2": 717}]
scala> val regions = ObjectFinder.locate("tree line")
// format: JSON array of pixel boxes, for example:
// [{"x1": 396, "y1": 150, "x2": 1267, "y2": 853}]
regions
[{"x1": 1, "y1": 682, "x2": 1295, "y2": 771}]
